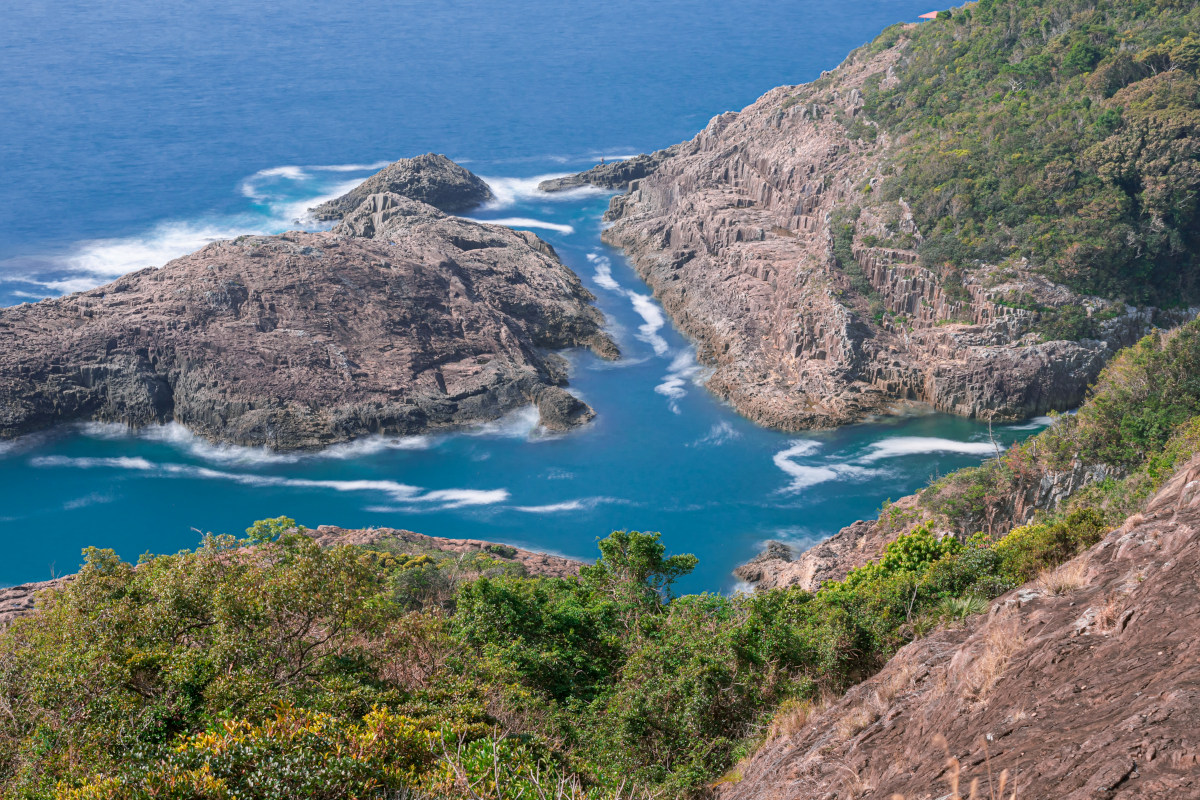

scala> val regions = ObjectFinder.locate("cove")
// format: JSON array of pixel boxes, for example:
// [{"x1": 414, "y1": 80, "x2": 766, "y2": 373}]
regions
[{"x1": 0, "y1": 182, "x2": 1046, "y2": 593}]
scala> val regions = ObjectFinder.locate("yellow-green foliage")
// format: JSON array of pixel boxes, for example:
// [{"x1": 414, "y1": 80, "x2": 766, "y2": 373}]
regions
[{"x1": 992, "y1": 509, "x2": 1109, "y2": 583}]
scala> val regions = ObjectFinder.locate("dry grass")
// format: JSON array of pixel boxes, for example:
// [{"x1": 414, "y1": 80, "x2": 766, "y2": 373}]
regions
[
  {"x1": 1094, "y1": 590, "x2": 1131, "y2": 634},
  {"x1": 957, "y1": 616, "x2": 1026, "y2": 701},
  {"x1": 834, "y1": 700, "x2": 880, "y2": 742},
  {"x1": 1035, "y1": 558, "x2": 1089, "y2": 595},
  {"x1": 766, "y1": 697, "x2": 815, "y2": 740},
  {"x1": 890, "y1": 735, "x2": 1018, "y2": 800}
]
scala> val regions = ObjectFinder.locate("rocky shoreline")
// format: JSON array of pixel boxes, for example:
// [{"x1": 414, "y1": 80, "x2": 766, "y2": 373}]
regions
[
  {"x1": 541, "y1": 46, "x2": 1186, "y2": 432},
  {"x1": 0, "y1": 160, "x2": 617, "y2": 449}
]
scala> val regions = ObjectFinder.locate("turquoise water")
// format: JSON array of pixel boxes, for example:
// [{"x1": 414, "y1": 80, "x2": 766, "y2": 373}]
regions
[{"x1": 0, "y1": 0, "x2": 1043, "y2": 592}]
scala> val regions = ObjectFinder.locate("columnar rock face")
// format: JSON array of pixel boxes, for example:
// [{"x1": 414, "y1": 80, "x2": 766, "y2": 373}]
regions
[
  {"x1": 0, "y1": 198, "x2": 617, "y2": 449},
  {"x1": 310, "y1": 153, "x2": 493, "y2": 220},
  {"x1": 599, "y1": 46, "x2": 1164, "y2": 430},
  {"x1": 723, "y1": 456, "x2": 1200, "y2": 800}
]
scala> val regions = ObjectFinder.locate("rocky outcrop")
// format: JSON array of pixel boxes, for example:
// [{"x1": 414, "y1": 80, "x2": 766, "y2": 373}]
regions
[
  {"x1": 309, "y1": 153, "x2": 493, "y2": 220},
  {"x1": 0, "y1": 198, "x2": 617, "y2": 449},
  {"x1": 737, "y1": 455, "x2": 1123, "y2": 592},
  {"x1": 601, "y1": 43, "x2": 1169, "y2": 430},
  {"x1": 0, "y1": 525, "x2": 583, "y2": 627},
  {"x1": 537, "y1": 145, "x2": 683, "y2": 192},
  {"x1": 735, "y1": 501, "x2": 918, "y2": 592},
  {"x1": 723, "y1": 456, "x2": 1200, "y2": 800},
  {"x1": 0, "y1": 578, "x2": 69, "y2": 628}
]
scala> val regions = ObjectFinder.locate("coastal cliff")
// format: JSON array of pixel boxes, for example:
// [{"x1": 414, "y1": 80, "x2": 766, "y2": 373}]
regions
[
  {"x1": 0, "y1": 164, "x2": 617, "y2": 449},
  {"x1": 589, "y1": 4, "x2": 1200, "y2": 430}
]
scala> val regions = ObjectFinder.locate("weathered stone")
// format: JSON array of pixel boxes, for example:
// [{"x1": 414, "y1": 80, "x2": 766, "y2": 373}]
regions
[
  {"x1": 723, "y1": 455, "x2": 1200, "y2": 800},
  {"x1": 537, "y1": 145, "x2": 683, "y2": 192},
  {"x1": 601, "y1": 46, "x2": 1178, "y2": 431},
  {"x1": 0, "y1": 200, "x2": 617, "y2": 449},
  {"x1": 309, "y1": 153, "x2": 493, "y2": 220}
]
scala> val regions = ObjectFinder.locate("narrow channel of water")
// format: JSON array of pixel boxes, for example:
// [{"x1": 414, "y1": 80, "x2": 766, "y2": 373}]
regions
[{"x1": 0, "y1": 177, "x2": 1046, "y2": 592}]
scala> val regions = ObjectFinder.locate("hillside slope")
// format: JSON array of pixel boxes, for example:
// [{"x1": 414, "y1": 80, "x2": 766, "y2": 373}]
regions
[
  {"x1": 724, "y1": 457, "x2": 1200, "y2": 799},
  {"x1": 599, "y1": 0, "x2": 1199, "y2": 430}
]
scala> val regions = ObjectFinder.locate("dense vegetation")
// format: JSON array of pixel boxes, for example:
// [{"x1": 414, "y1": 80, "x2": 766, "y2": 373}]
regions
[
  {"x1": 4, "y1": 327, "x2": 1200, "y2": 799},
  {"x1": 857, "y1": 0, "x2": 1200, "y2": 304}
]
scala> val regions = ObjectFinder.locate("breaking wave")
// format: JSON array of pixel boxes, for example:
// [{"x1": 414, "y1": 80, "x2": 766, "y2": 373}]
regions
[
  {"x1": 466, "y1": 216, "x2": 575, "y2": 235},
  {"x1": 30, "y1": 455, "x2": 508, "y2": 510},
  {"x1": 772, "y1": 440, "x2": 875, "y2": 493},
  {"x1": 859, "y1": 437, "x2": 1000, "y2": 463}
]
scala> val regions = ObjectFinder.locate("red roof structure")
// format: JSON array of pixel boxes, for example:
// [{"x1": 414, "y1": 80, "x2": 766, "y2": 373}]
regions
[{"x1": 919, "y1": 11, "x2": 939, "y2": 19}]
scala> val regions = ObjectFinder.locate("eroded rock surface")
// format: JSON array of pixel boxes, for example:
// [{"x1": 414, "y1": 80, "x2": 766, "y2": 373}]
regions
[
  {"x1": 310, "y1": 153, "x2": 493, "y2": 220},
  {"x1": 602, "y1": 45, "x2": 1168, "y2": 430},
  {"x1": 724, "y1": 457, "x2": 1200, "y2": 800},
  {"x1": 537, "y1": 145, "x2": 683, "y2": 192},
  {"x1": 0, "y1": 200, "x2": 616, "y2": 449}
]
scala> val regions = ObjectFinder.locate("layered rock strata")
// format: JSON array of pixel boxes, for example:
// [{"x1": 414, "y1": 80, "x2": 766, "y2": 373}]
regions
[
  {"x1": 0, "y1": 198, "x2": 616, "y2": 448},
  {"x1": 723, "y1": 456, "x2": 1200, "y2": 799},
  {"x1": 596, "y1": 44, "x2": 1165, "y2": 430},
  {"x1": 310, "y1": 153, "x2": 493, "y2": 220}
]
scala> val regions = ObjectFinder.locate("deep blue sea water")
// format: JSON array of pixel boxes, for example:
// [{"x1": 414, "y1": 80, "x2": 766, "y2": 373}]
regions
[{"x1": 0, "y1": 0, "x2": 1041, "y2": 593}]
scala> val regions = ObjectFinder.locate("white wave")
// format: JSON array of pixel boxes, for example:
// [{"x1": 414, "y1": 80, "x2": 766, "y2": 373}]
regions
[
  {"x1": 63, "y1": 492, "x2": 114, "y2": 511},
  {"x1": 32, "y1": 455, "x2": 157, "y2": 470},
  {"x1": 31, "y1": 455, "x2": 507, "y2": 508},
  {"x1": 419, "y1": 488, "x2": 511, "y2": 508},
  {"x1": 859, "y1": 437, "x2": 1000, "y2": 463},
  {"x1": 585, "y1": 252, "x2": 622, "y2": 291},
  {"x1": 467, "y1": 217, "x2": 575, "y2": 235},
  {"x1": 1004, "y1": 415, "x2": 1055, "y2": 431},
  {"x1": 467, "y1": 406, "x2": 542, "y2": 438},
  {"x1": 84, "y1": 422, "x2": 431, "y2": 465},
  {"x1": 512, "y1": 496, "x2": 618, "y2": 513},
  {"x1": 690, "y1": 421, "x2": 740, "y2": 447},
  {"x1": 513, "y1": 499, "x2": 587, "y2": 513},
  {"x1": 629, "y1": 293, "x2": 670, "y2": 355},
  {"x1": 6, "y1": 162, "x2": 387, "y2": 297},
  {"x1": 655, "y1": 351, "x2": 705, "y2": 412},
  {"x1": 772, "y1": 440, "x2": 867, "y2": 493},
  {"x1": 729, "y1": 580, "x2": 756, "y2": 596},
  {"x1": 762, "y1": 526, "x2": 820, "y2": 548},
  {"x1": 480, "y1": 174, "x2": 605, "y2": 209}
]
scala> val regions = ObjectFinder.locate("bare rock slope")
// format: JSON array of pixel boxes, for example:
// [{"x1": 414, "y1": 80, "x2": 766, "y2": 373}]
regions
[
  {"x1": 310, "y1": 153, "x2": 493, "y2": 219},
  {"x1": 0, "y1": 197, "x2": 616, "y2": 448},
  {"x1": 724, "y1": 457, "x2": 1200, "y2": 799},
  {"x1": 598, "y1": 44, "x2": 1159, "y2": 430}
]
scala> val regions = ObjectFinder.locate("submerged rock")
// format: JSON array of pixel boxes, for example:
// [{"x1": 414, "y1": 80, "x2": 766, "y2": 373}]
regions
[
  {"x1": 0, "y1": 199, "x2": 617, "y2": 449},
  {"x1": 309, "y1": 153, "x2": 493, "y2": 220}
]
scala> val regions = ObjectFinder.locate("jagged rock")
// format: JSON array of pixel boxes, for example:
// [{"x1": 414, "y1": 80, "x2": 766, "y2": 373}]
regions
[
  {"x1": 537, "y1": 145, "x2": 683, "y2": 192},
  {"x1": 532, "y1": 386, "x2": 594, "y2": 431},
  {"x1": 723, "y1": 455, "x2": 1200, "y2": 800},
  {"x1": 0, "y1": 200, "x2": 617, "y2": 449},
  {"x1": 601, "y1": 45, "x2": 1178, "y2": 430},
  {"x1": 309, "y1": 153, "x2": 493, "y2": 220}
]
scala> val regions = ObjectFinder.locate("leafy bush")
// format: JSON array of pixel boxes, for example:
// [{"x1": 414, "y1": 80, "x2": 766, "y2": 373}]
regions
[{"x1": 859, "y1": 0, "x2": 1200, "y2": 304}]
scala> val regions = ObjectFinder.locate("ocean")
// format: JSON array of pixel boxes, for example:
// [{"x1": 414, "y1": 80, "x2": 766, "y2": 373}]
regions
[{"x1": 0, "y1": 0, "x2": 1039, "y2": 593}]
